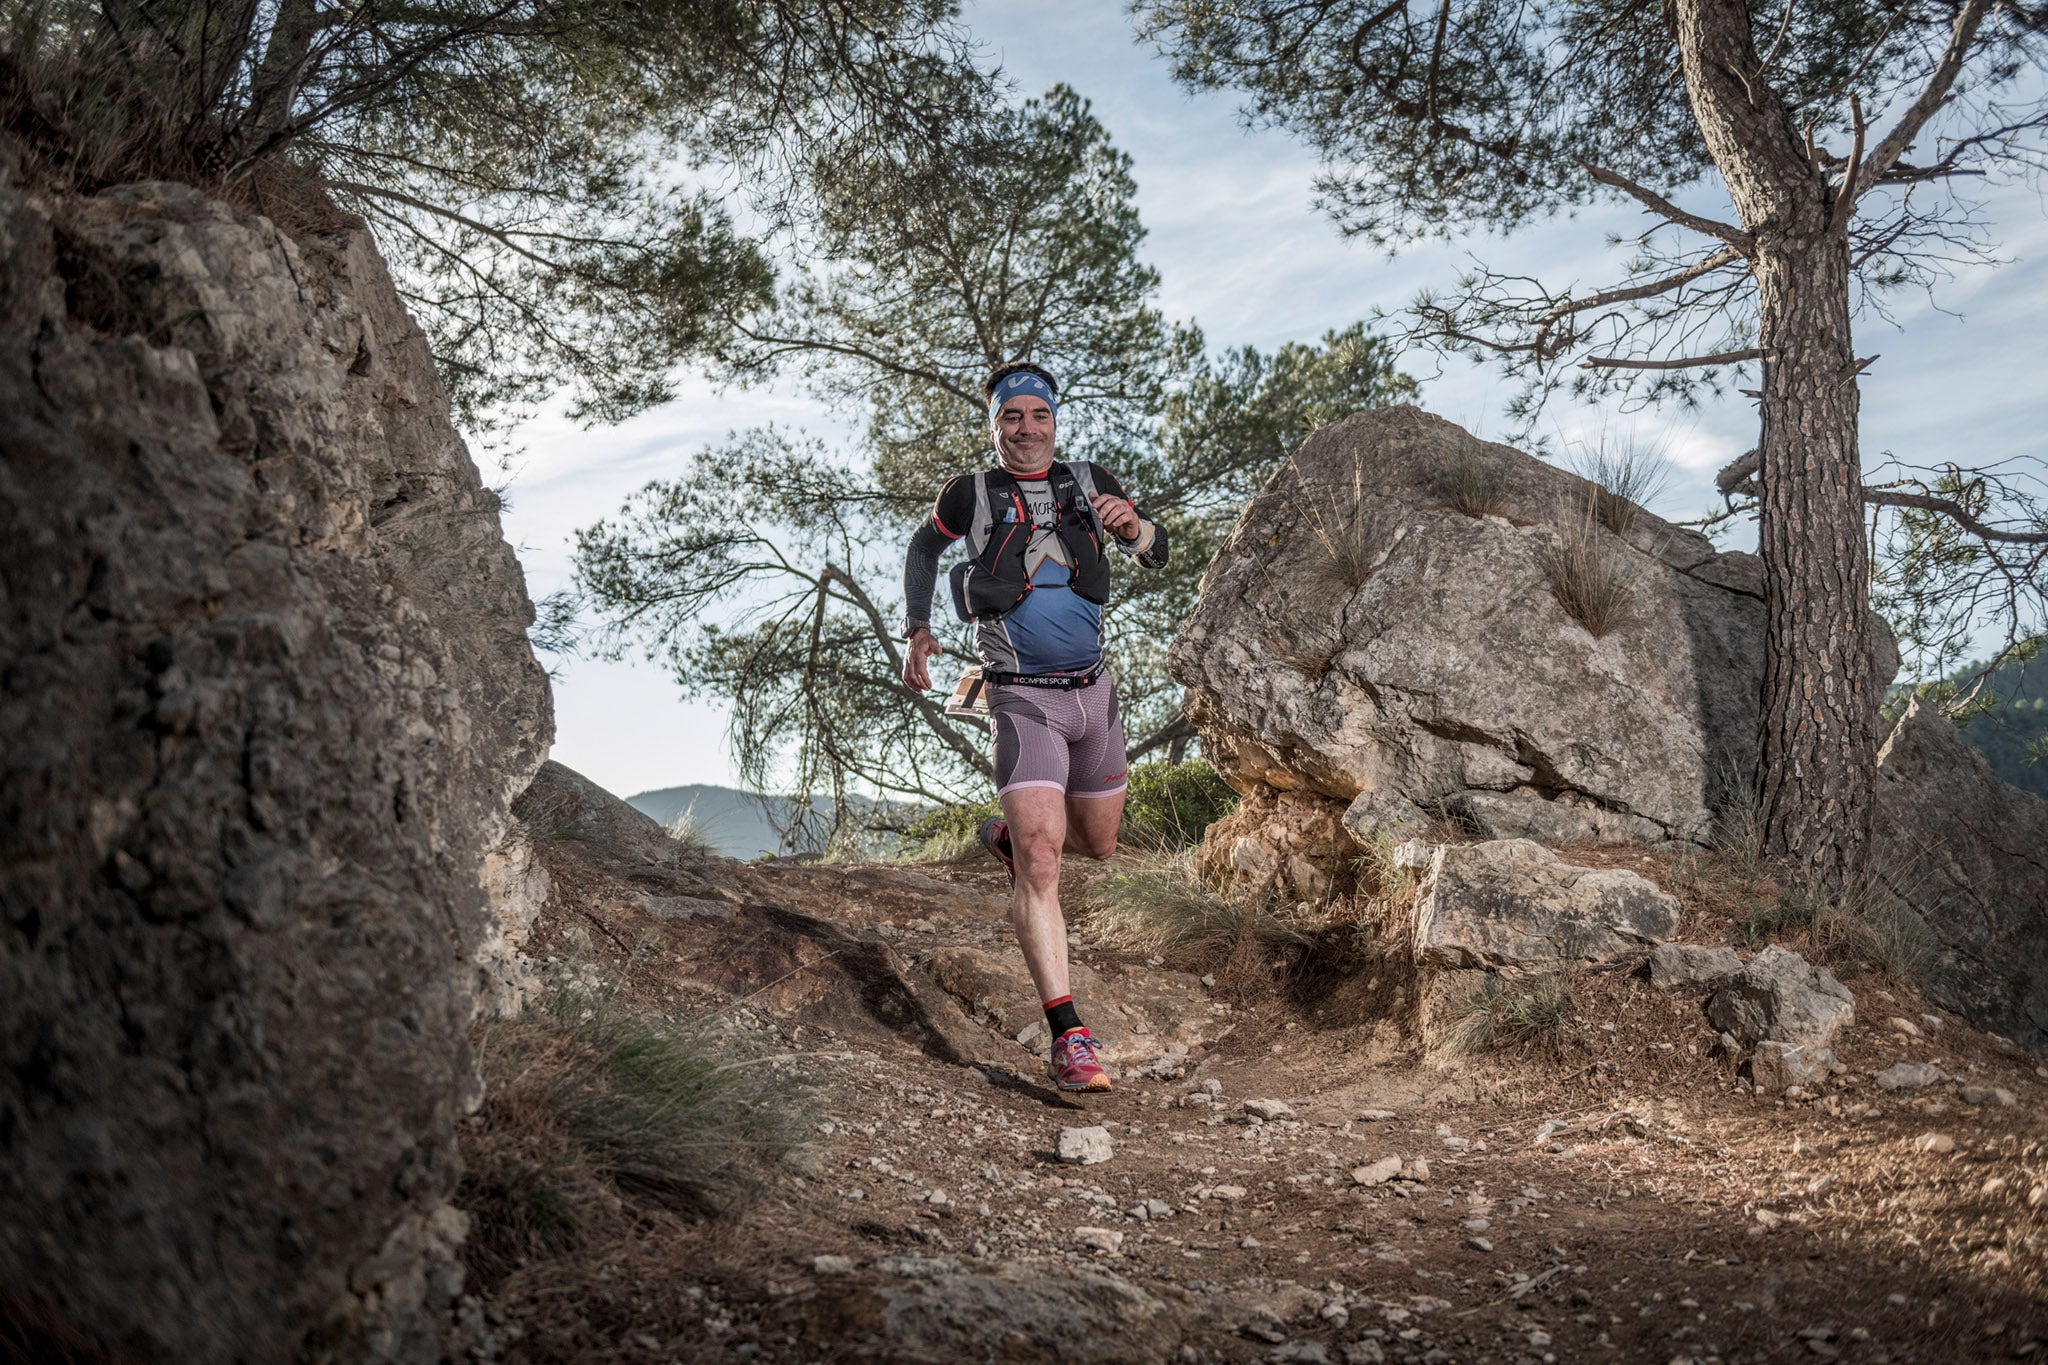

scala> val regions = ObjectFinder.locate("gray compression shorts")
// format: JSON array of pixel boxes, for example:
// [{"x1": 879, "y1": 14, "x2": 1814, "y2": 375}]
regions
[{"x1": 989, "y1": 675, "x2": 1129, "y2": 799}]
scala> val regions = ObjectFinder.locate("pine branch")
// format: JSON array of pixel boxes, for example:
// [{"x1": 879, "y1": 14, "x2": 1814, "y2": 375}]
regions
[{"x1": 1577, "y1": 160, "x2": 1754, "y2": 252}]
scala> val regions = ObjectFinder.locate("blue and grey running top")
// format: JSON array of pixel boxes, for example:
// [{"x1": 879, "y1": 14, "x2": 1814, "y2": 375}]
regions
[{"x1": 901, "y1": 460, "x2": 1169, "y2": 677}]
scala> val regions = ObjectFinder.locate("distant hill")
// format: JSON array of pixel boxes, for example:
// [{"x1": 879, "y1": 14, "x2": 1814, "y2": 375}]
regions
[
  {"x1": 1953, "y1": 655, "x2": 2048, "y2": 800},
  {"x1": 622, "y1": 784, "x2": 826, "y2": 859}
]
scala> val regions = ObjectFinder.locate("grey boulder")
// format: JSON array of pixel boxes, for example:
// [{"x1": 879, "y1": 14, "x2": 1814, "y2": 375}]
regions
[
  {"x1": 1751, "y1": 1041, "x2": 1835, "y2": 1093},
  {"x1": 1409, "y1": 838, "x2": 1679, "y2": 972},
  {"x1": 1649, "y1": 943, "x2": 1743, "y2": 991},
  {"x1": 1169, "y1": 406, "x2": 1900, "y2": 897},
  {"x1": 1057, "y1": 1126, "x2": 1114, "y2": 1165},
  {"x1": 1706, "y1": 946, "x2": 1855, "y2": 1049},
  {"x1": 1873, "y1": 1062, "x2": 1946, "y2": 1091}
]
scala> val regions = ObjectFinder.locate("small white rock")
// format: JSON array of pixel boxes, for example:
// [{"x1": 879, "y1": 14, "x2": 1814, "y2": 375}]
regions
[
  {"x1": 1245, "y1": 1098, "x2": 1296, "y2": 1121},
  {"x1": 1074, "y1": 1226, "x2": 1124, "y2": 1253},
  {"x1": 1352, "y1": 1156, "x2": 1403, "y2": 1186},
  {"x1": 1057, "y1": 1125, "x2": 1114, "y2": 1165},
  {"x1": 812, "y1": 1254, "x2": 856, "y2": 1274},
  {"x1": 1874, "y1": 1062, "x2": 1945, "y2": 1091},
  {"x1": 1911, "y1": 1132, "x2": 1956, "y2": 1155},
  {"x1": 1357, "y1": 1108, "x2": 1397, "y2": 1121}
]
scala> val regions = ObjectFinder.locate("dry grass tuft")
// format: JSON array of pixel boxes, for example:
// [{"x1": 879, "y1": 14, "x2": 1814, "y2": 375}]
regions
[
  {"x1": 665, "y1": 805, "x2": 717, "y2": 860},
  {"x1": 1284, "y1": 447, "x2": 1394, "y2": 592},
  {"x1": 1441, "y1": 970, "x2": 1575, "y2": 1057},
  {"x1": 1542, "y1": 498, "x2": 1636, "y2": 636},
  {"x1": 460, "y1": 990, "x2": 807, "y2": 1290},
  {"x1": 1569, "y1": 436, "x2": 1675, "y2": 535},
  {"x1": 1086, "y1": 851, "x2": 1311, "y2": 956},
  {"x1": 1441, "y1": 441, "x2": 1513, "y2": 518}
]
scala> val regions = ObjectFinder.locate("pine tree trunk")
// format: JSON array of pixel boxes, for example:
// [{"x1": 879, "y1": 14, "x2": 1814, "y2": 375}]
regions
[
  {"x1": 1752, "y1": 234, "x2": 1876, "y2": 883},
  {"x1": 1673, "y1": 0, "x2": 1877, "y2": 883}
]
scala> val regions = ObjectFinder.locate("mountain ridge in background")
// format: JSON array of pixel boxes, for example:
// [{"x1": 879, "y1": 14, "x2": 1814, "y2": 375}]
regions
[
  {"x1": 624, "y1": 784, "x2": 815, "y2": 859},
  {"x1": 1954, "y1": 654, "x2": 2048, "y2": 800}
]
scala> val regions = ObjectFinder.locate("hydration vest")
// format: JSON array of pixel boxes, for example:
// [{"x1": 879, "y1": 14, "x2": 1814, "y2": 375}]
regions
[{"x1": 947, "y1": 462, "x2": 1112, "y2": 623}]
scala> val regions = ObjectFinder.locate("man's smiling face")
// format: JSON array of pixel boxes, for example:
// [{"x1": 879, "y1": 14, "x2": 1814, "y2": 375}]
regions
[{"x1": 994, "y1": 396, "x2": 1054, "y2": 472}]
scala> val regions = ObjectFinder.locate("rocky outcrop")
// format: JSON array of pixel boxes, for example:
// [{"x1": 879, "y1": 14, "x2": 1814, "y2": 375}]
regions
[
  {"x1": 1874, "y1": 699, "x2": 2048, "y2": 1052},
  {"x1": 0, "y1": 158, "x2": 550, "y2": 1363},
  {"x1": 1706, "y1": 946, "x2": 1855, "y2": 1050},
  {"x1": 1403, "y1": 838, "x2": 1678, "y2": 973},
  {"x1": 1169, "y1": 406, "x2": 1898, "y2": 889}
]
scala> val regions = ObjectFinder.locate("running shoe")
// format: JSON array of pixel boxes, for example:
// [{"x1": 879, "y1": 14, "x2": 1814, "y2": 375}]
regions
[
  {"x1": 1049, "y1": 1026, "x2": 1112, "y2": 1093},
  {"x1": 977, "y1": 816, "x2": 1017, "y2": 886}
]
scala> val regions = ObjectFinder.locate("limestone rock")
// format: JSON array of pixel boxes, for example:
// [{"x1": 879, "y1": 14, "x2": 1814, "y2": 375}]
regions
[
  {"x1": 1057, "y1": 1126, "x2": 1114, "y2": 1165},
  {"x1": 476, "y1": 830, "x2": 552, "y2": 1018},
  {"x1": 842, "y1": 1256, "x2": 1177, "y2": 1364},
  {"x1": 1649, "y1": 943, "x2": 1743, "y2": 991},
  {"x1": 1752, "y1": 1041, "x2": 1835, "y2": 1094},
  {"x1": 0, "y1": 169, "x2": 550, "y2": 1361},
  {"x1": 1873, "y1": 699, "x2": 2048, "y2": 1053},
  {"x1": 1409, "y1": 839, "x2": 1679, "y2": 972},
  {"x1": 515, "y1": 759, "x2": 694, "y2": 870},
  {"x1": 1874, "y1": 1062, "x2": 1946, "y2": 1091},
  {"x1": 1170, "y1": 407, "x2": 1901, "y2": 880},
  {"x1": 1706, "y1": 946, "x2": 1855, "y2": 1049}
]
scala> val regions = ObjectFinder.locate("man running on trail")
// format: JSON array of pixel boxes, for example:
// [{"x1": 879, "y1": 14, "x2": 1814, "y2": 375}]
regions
[{"x1": 899, "y1": 361, "x2": 1170, "y2": 1093}]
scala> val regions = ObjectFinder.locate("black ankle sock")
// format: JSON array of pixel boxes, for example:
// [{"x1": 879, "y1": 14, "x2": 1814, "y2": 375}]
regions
[{"x1": 1043, "y1": 996, "x2": 1083, "y2": 1037}]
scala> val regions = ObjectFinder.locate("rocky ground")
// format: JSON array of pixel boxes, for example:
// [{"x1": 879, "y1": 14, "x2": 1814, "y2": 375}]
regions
[{"x1": 457, "y1": 819, "x2": 2048, "y2": 1365}]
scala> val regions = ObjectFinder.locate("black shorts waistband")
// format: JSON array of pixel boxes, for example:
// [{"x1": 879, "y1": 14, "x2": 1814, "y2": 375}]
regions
[{"x1": 984, "y1": 661, "x2": 1107, "y2": 689}]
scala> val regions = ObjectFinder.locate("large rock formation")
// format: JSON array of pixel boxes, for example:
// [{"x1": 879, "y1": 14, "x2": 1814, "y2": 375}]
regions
[
  {"x1": 1874, "y1": 699, "x2": 2048, "y2": 1052},
  {"x1": 1171, "y1": 406, "x2": 1896, "y2": 896},
  {"x1": 0, "y1": 155, "x2": 550, "y2": 1362}
]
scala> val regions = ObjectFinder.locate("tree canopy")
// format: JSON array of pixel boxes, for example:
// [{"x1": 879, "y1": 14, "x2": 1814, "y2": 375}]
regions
[{"x1": 3, "y1": 0, "x2": 996, "y2": 430}]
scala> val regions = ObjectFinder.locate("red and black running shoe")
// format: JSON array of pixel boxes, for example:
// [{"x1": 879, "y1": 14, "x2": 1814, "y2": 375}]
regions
[
  {"x1": 1049, "y1": 1026, "x2": 1112, "y2": 1092},
  {"x1": 977, "y1": 816, "x2": 1017, "y2": 886}
]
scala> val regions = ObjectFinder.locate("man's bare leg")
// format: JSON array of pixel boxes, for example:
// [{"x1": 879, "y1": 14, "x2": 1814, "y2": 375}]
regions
[
  {"x1": 1002, "y1": 786, "x2": 1127, "y2": 1000},
  {"x1": 1064, "y1": 789, "x2": 1126, "y2": 859},
  {"x1": 1001, "y1": 786, "x2": 1073, "y2": 1003}
]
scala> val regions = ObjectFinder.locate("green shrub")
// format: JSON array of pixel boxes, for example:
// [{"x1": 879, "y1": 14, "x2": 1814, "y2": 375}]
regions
[
  {"x1": 897, "y1": 760, "x2": 1235, "y2": 860},
  {"x1": 1121, "y1": 759, "x2": 1238, "y2": 850},
  {"x1": 898, "y1": 796, "x2": 1003, "y2": 861}
]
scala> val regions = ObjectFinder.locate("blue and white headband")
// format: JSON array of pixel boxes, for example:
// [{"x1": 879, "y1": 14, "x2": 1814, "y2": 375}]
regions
[{"x1": 988, "y1": 370, "x2": 1056, "y2": 420}]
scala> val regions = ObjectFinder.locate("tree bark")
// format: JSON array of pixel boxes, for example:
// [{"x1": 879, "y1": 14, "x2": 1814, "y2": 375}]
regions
[{"x1": 1673, "y1": 0, "x2": 1878, "y2": 883}]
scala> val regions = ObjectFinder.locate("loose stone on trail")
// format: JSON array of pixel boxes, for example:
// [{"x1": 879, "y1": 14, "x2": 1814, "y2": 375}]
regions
[{"x1": 1057, "y1": 1126, "x2": 1114, "y2": 1165}]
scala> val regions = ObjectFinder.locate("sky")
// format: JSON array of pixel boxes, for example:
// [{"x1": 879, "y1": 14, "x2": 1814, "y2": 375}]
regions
[{"x1": 497, "y1": 2, "x2": 2048, "y2": 802}]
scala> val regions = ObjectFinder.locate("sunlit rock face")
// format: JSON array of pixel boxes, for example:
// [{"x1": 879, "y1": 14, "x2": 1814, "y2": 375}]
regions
[
  {"x1": 1171, "y1": 405, "x2": 1897, "y2": 900},
  {"x1": 0, "y1": 159, "x2": 550, "y2": 1362}
]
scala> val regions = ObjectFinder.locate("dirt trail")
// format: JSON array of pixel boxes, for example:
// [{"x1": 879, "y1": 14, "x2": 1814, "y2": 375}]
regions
[{"x1": 466, "y1": 837, "x2": 2048, "y2": 1364}]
